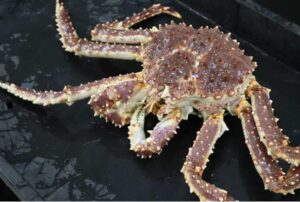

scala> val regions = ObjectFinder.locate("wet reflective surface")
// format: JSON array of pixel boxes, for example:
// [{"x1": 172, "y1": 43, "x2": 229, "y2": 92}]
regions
[{"x1": 0, "y1": 0, "x2": 300, "y2": 200}]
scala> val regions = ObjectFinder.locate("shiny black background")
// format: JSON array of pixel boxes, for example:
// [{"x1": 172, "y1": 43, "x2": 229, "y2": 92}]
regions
[{"x1": 0, "y1": 0, "x2": 300, "y2": 200}]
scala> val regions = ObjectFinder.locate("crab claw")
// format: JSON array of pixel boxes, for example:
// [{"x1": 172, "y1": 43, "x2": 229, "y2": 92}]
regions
[
  {"x1": 128, "y1": 106, "x2": 191, "y2": 158},
  {"x1": 89, "y1": 73, "x2": 149, "y2": 127}
]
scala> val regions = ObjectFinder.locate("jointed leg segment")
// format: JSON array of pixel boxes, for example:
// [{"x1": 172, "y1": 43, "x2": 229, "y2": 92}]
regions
[
  {"x1": 181, "y1": 112, "x2": 235, "y2": 201},
  {"x1": 90, "y1": 4, "x2": 182, "y2": 43},
  {"x1": 56, "y1": 0, "x2": 141, "y2": 60},
  {"x1": 237, "y1": 100, "x2": 300, "y2": 194},
  {"x1": 92, "y1": 4, "x2": 181, "y2": 30},
  {"x1": 0, "y1": 73, "x2": 139, "y2": 107},
  {"x1": 0, "y1": 79, "x2": 102, "y2": 106},
  {"x1": 247, "y1": 81, "x2": 300, "y2": 166},
  {"x1": 91, "y1": 28, "x2": 152, "y2": 44}
]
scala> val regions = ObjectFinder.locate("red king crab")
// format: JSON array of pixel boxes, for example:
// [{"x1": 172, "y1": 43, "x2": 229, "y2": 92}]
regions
[{"x1": 0, "y1": 0, "x2": 300, "y2": 200}]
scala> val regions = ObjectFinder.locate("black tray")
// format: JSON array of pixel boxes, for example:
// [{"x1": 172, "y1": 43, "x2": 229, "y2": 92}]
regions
[{"x1": 0, "y1": 0, "x2": 300, "y2": 200}]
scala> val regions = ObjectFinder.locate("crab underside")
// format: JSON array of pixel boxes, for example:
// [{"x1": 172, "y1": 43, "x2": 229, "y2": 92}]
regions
[{"x1": 0, "y1": 0, "x2": 300, "y2": 200}]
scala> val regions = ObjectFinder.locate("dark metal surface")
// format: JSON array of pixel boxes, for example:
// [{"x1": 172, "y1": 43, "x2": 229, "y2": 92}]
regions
[
  {"x1": 0, "y1": 0, "x2": 299, "y2": 200},
  {"x1": 253, "y1": 0, "x2": 300, "y2": 25}
]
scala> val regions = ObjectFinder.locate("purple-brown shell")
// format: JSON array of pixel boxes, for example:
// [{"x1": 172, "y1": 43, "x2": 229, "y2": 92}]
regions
[
  {"x1": 142, "y1": 24, "x2": 256, "y2": 98},
  {"x1": 89, "y1": 79, "x2": 138, "y2": 125}
]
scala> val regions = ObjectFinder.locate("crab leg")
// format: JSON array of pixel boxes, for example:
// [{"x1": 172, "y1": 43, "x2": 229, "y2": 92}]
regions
[
  {"x1": 91, "y1": 28, "x2": 151, "y2": 44},
  {"x1": 92, "y1": 4, "x2": 181, "y2": 30},
  {"x1": 0, "y1": 73, "x2": 138, "y2": 106},
  {"x1": 181, "y1": 112, "x2": 235, "y2": 201},
  {"x1": 237, "y1": 100, "x2": 300, "y2": 194},
  {"x1": 89, "y1": 76, "x2": 149, "y2": 127},
  {"x1": 128, "y1": 106, "x2": 188, "y2": 158},
  {"x1": 91, "y1": 4, "x2": 181, "y2": 43},
  {"x1": 247, "y1": 81, "x2": 300, "y2": 166},
  {"x1": 56, "y1": 0, "x2": 141, "y2": 60}
]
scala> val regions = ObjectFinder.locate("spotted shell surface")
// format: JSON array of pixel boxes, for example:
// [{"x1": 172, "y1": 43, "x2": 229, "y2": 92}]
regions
[{"x1": 141, "y1": 24, "x2": 256, "y2": 99}]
